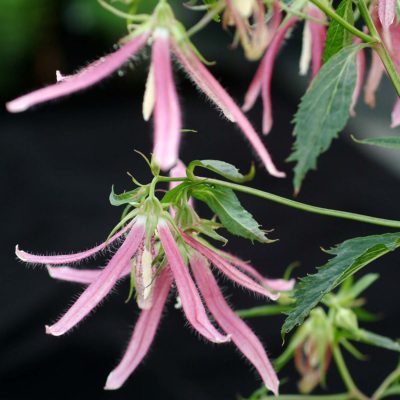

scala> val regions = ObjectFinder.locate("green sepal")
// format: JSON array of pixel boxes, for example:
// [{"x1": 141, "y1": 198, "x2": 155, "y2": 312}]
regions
[
  {"x1": 345, "y1": 328, "x2": 400, "y2": 353},
  {"x1": 282, "y1": 232, "x2": 400, "y2": 335},
  {"x1": 187, "y1": 159, "x2": 255, "y2": 183},
  {"x1": 191, "y1": 185, "x2": 274, "y2": 243},
  {"x1": 107, "y1": 209, "x2": 139, "y2": 240},
  {"x1": 109, "y1": 185, "x2": 147, "y2": 206}
]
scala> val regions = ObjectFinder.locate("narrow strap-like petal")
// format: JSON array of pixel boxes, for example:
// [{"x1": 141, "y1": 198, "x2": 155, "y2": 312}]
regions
[
  {"x1": 152, "y1": 29, "x2": 182, "y2": 171},
  {"x1": 46, "y1": 261, "x2": 132, "y2": 284},
  {"x1": 182, "y1": 233, "x2": 279, "y2": 300},
  {"x1": 243, "y1": 1, "x2": 282, "y2": 112},
  {"x1": 391, "y1": 97, "x2": 400, "y2": 128},
  {"x1": 364, "y1": 51, "x2": 385, "y2": 107},
  {"x1": 104, "y1": 268, "x2": 172, "y2": 390},
  {"x1": 173, "y1": 43, "x2": 285, "y2": 178},
  {"x1": 308, "y1": 6, "x2": 326, "y2": 79},
  {"x1": 217, "y1": 250, "x2": 295, "y2": 292},
  {"x1": 46, "y1": 218, "x2": 146, "y2": 336},
  {"x1": 157, "y1": 220, "x2": 230, "y2": 343},
  {"x1": 261, "y1": 17, "x2": 298, "y2": 134},
  {"x1": 16, "y1": 222, "x2": 133, "y2": 265},
  {"x1": 350, "y1": 42, "x2": 366, "y2": 116},
  {"x1": 6, "y1": 33, "x2": 148, "y2": 113},
  {"x1": 378, "y1": 0, "x2": 396, "y2": 30},
  {"x1": 190, "y1": 252, "x2": 279, "y2": 395}
]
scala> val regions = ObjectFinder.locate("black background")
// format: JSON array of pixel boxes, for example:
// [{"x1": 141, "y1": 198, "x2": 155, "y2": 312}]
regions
[{"x1": 1, "y1": 2, "x2": 400, "y2": 399}]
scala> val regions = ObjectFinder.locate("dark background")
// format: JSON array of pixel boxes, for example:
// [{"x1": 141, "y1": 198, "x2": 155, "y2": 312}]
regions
[{"x1": 1, "y1": 1, "x2": 400, "y2": 399}]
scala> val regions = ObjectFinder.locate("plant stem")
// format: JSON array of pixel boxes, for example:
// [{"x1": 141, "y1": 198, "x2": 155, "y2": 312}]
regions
[
  {"x1": 309, "y1": 0, "x2": 376, "y2": 43},
  {"x1": 158, "y1": 176, "x2": 400, "y2": 229},
  {"x1": 372, "y1": 366, "x2": 400, "y2": 400},
  {"x1": 357, "y1": 0, "x2": 400, "y2": 97},
  {"x1": 272, "y1": 395, "x2": 350, "y2": 400},
  {"x1": 202, "y1": 178, "x2": 400, "y2": 229},
  {"x1": 236, "y1": 304, "x2": 291, "y2": 318},
  {"x1": 333, "y1": 345, "x2": 368, "y2": 400}
]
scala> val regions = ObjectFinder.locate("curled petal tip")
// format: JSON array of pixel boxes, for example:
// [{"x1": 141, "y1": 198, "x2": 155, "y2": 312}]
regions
[
  {"x1": 45, "y1": 325, "x2": 63, "y2": 336},
  {"x1": 104, "y1": 375, "x2": 120, "y2": 391},
  {"x1": 6, "y1": 101, "x2": 28, "y2": 113},
  {"x1": 15, "y1": 245, "x2": 27, "y2": 261},
  {"x1": 215, "y1": 333, "x2": 232, "y2": 343}
]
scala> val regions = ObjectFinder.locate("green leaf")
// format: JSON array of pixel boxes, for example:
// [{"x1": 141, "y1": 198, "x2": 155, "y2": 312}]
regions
[
  {"x1": 282, "y1": 232, "x2": 400, "y2": 334},
  {"x1": 322, "y1": 0, "x2": 354, "y2": 63},
  {"x1": 188, "y1": 159, "x2": 255, "y2": 183},
  {"x1": 161, "y1": 181, "x2": 194, "y2": 204},
  {"x1": 352, "y1": 135, "x2": 400, "y2": 150},
  {"x1": 350, "y1": 328, "x2": 400, "y2": 353},
  {"x1": 288, "y1": 45, "x2": 362, "y2": 194},
  {"x1": 191, "y1": 185, "x2": 273, "y2": 243}
]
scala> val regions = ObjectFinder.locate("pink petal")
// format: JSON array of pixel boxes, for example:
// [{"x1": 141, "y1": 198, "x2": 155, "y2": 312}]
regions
[
  {"x1": 182, "y1": 233, "x2": 279, "y2": 300},
  {"x1": 46, "y1": 262, "x2": 132, "y2": 284},
  {"x1": 104, "y1": 268, "x2": 172, "y2": 390},
  {"x1": 6, "y1": 33, "x2": 148, "y2": 113},
  {"x1": 242, "y1": 1, "x2": 282, "y2": 112},
  {"x1": 378, "y1": 0, "x2": 396, "y2": 30},
  {"x1": 391, "y1": 97, "x2": 400, "y2": 128},
  {"x1": 16, "y1": 222, "x2": 133, "y2": 265},
  {"x1": 307, "y1": 6, "x2": 326, "y2": 79},
  {"x1": 46, "y1": 218, "x2": 146, "y2": 336},
  {"x1": 261, "y1": 17, "x2": 298, "y2": 134},
  {"x1": 157, "y1": 220, "x2": 230, "y2": 343},
  {"x1": 169, "y1": 160, "x2": 187, "y2": 190},
  {"x1": 364, "y1": 51, "x2": 385, "y2": 107},
  {"x1": 218, "y1": 250, "x2": 295, "y2": 291},
  {"x1": 152, "y1": 29, "x2": 182, "y2": 171},
  {"x1": 350, "y1": 42, "x2": 366, "y2": 116},
  {"x1": 172, "y1": 43, "x2": 285, "y2": 178},
  {"x1": 190, "y1": 252, "x2": 279, "y2": 395}
]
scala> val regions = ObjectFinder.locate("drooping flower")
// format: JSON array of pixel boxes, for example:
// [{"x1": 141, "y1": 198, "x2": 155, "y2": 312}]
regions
[
  {"x1": 222, "y1": 0, "x2": 269, "y2": 60},
  {"x1": 17, "y1": 197, "x2": 293, "y2": 394},
  {"x1": 364, "y1": 4, "x2": 400, "y2": 127},
  {"x1": 243, "y1": 7, "x2": 326, "y2": 134},
  {"x1": 6, "y1": 2, "x2": 284, "y2": 177}
]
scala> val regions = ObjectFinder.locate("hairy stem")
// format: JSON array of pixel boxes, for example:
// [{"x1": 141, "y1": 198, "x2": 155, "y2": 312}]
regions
[{"x1": 187, "y1": 1, "x2": 225, "y2": 37}]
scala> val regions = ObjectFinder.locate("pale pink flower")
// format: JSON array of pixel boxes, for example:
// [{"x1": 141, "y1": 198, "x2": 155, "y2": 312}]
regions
[
  {"x1": 350, "y1": 39, "x2": 366, "y2": 116},
  {"x1": 223, "y1": 0, "x2": 270, "y2": 60},
  {"x1": 17, "y1": 212, "x2": 292, "y2": 393},
  {"x1": 243, "y1": 7, "x2": 327, "y2": 135},
  {"x1": 7, "y1": 29, "x2": 284, "y2": 177},
  {"x1": 378, "y1": 0, "x2": 396, "y2": 30},
  {"x1": 364, "y1": 6, "x2": 400, "y2": 127}
]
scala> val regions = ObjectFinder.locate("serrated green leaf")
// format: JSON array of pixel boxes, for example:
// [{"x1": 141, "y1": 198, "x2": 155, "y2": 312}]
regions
[
  {"x1": 282, "y1": 232, "x2": 400, "y2": 334},
  {"x1": 350, "y1": 328, "x2": 400, "y2": 352},
  {"x1": 191, "y1": 185, "x2": 273, "y2": 243},
  {"x1": 352, "y1": 135, "x2": 400, "y2": 150},
  {"x1": 188, "y1": 159, "x2": 255, "y2": 183},
  {"x1": 160, "y1": 181, "x2": 195, "y2": 204},
  {"x1": 322, "y1": 0, "x2": 354, "y2": 63},
  {"x1": 288, "y1": 45, "x2": 362, "y2": 194}
]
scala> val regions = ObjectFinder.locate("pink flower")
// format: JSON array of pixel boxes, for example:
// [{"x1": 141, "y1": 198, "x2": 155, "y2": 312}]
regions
[
  {"x1": 6, "y1": 12, "x2": 284, "y2": 177},
  {"x1": 17, "y1": 207, "x2": 293, "y2": 393},
  {"x1": 243, "y1": 7, "x2": 326, "y2": 134},
  {"x1": 222, "y1": 0, "x2": 270, "y2": 60},
  {"x1": 364, "y1": 5, "x2": 400, "y2": 127}
]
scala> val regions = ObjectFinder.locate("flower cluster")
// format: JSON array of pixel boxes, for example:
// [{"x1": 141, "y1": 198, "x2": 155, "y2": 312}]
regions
[
  {"x1": 6, "y1": 1, "x2": 283, "y2": 177},
  {"x1": 16, "y1": 184, "x2": 294, "y2": 394}
]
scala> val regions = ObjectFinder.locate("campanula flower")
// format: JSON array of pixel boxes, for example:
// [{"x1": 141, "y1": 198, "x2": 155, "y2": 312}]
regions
[
  {"x1": 6, "y1": 2, "x2": 284, "y2": 177},
  {"x1": 16, "y1": 196, "x2": 293, "y2": 394}
]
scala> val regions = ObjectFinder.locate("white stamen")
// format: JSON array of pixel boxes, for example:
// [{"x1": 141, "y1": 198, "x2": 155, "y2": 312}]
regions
[
  {"x1": 142, "y1": 63, "x2": 155, "y2": 121},
  {"x1": 299, "y1": 21, "x2": 312, "y2": 76}
]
